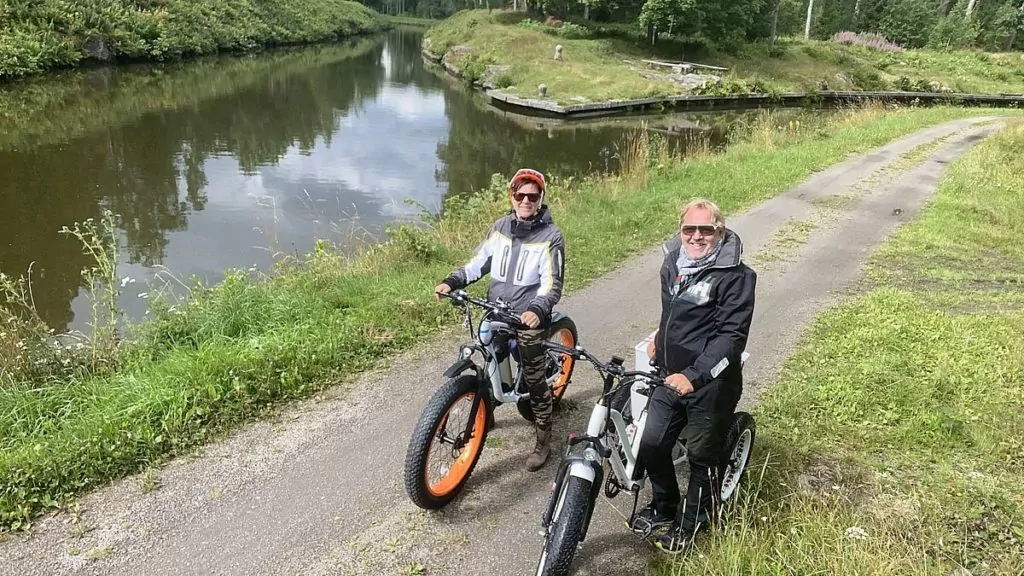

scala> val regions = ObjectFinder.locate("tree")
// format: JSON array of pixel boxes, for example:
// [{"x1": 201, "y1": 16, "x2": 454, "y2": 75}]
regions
[
  {"x1": 804, "y1": 0, "x2": 815, "y2": 38},
  {"x1": 639, "y1": 0, "x2": 696, "y2": 39}
]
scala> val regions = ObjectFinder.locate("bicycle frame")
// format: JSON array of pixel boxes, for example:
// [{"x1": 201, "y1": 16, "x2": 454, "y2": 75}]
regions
[
  {"x1": 557, "y1": 375, "x2": 656, "y2": 497},
  {"x1": 443, "y1": 291, "x2": 570, "y2": 407},
  {"x1": 540, "y1": 345, "x2": 752, "y2": 540}
]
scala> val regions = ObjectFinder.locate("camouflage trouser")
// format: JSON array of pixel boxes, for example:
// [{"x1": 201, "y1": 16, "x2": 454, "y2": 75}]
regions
[{"x1": 516, "y1": 327, "x2": 551, "y2": 431}]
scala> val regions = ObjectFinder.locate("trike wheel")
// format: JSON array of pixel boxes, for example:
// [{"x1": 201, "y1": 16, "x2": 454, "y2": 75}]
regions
[
  {"x1": 517, "y1": 317, "x2": 579, "y2": 422},
  {"x1": 403, "y1": 375, "x2": 489, "y2": 509},
  {"x1": 535, "y1": 475, "x2": 591, "y2": 576},
  {"x1": 720, "y1": 412, "x2": 755, "y2": 502}
]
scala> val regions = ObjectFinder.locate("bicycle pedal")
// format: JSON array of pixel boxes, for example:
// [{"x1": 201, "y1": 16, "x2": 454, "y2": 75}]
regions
[{"x1": 625, "y1": 520, "x2": 653, "y2": 539}]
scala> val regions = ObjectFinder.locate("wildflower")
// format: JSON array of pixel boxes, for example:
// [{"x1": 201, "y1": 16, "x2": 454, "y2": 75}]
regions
[{"x1": 845, "y1": 526, "x2": 869, "y2": 540}]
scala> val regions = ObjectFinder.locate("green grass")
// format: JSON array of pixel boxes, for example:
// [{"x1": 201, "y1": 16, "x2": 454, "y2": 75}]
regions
[
  {"x1": 0, "y1": 104, "x2": 1014, "y2": 532},
  {"x1": 0, "y1": 0, "x2": 386, "y2": 80},
  {"x1": 383, "y1": 15, "x2": 441, "y2": 27},
  {"x1": 658, "y1": 122, "x2": 1024, "y2": 575},
  {"x1": 424, "y1": 10, "x2": 1024, "y2": 105}
]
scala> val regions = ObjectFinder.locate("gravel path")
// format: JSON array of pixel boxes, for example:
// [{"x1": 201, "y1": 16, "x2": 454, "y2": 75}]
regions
[{"x1": 0, "y1": 115, "x2": 1004, "y2": 576}]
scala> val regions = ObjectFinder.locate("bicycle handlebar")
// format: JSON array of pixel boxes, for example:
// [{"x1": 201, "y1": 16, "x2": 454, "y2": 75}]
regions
[
  {"x1": 436, "y1": 289, "x2": 531, "y2": 331},
  {"x1": 542, "y1": 341, "x2": 666, "y2": 388}
]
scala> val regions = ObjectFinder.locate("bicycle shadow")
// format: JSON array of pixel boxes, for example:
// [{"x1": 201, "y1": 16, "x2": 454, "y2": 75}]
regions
[{"x1": 568, "y1": 531, "x2": 661, "y2": 575}]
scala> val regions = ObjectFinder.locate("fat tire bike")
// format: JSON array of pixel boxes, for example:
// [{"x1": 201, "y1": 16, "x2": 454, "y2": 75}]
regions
[{"x1": 403, "y1": 289, "x2": 579, "y2": 510}]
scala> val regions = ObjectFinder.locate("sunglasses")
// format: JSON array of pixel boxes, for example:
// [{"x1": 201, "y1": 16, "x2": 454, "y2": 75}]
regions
[
  {"x1": 512, "y1": 192, "x2": 542, "y2": 203},
  {"x1": 680, "y1": 224, "x2": 720, "y2": 236}
]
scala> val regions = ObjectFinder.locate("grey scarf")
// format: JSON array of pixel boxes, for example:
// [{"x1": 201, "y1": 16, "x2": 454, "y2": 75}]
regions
[{"x1": 671, "y1": 240, "x2": 722, "y2": 295}]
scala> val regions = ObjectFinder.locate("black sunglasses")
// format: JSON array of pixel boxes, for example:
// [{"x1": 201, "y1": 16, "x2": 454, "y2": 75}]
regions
[{"x1": 513, "y1": 192, "x2": 541, "y2": 203}]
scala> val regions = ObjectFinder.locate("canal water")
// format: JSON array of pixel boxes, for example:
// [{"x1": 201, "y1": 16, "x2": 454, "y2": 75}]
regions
[{"x1": 0, "y1": 26, "x2": 794, "y2": 333}]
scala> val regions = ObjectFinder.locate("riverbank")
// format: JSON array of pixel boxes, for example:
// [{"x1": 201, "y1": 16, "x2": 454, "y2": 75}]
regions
[
  {"x1": 423, "y1": 10, "x2": 1024, "y2": 116},
  {"x1": 0, "y1": 0, "x2": 387, "y2": 81},
  {"x1": 0, "y1": 104, "x2": 1015, "y2": 531},
  {"x1": 662, "y1": 121, "x2": 1024, "y2": 574}
]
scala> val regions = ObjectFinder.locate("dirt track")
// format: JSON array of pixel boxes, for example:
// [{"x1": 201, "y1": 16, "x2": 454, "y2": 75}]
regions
[{"x1": 0, "y1": 115, "x2": 1004, "y2": 576}]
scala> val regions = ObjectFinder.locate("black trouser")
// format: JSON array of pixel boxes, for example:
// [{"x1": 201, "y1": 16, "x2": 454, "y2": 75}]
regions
[{"x1": 635, "y1": 379, "x2": 741, "y2": 533}]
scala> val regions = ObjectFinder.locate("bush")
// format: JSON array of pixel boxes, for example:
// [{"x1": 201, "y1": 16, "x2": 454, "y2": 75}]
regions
[
  {"x1": 927, "y1": 16, "x2": 981, "y2": 51},
  {"x1": 0, "y1": 0, "x2": 385, "y2": 80},
  {"x1": 831, "y1": 31, "x2": 903, "y2": 52},
  {"x1": 516, "y1": 18, "x2": 593, "y2": 40}
]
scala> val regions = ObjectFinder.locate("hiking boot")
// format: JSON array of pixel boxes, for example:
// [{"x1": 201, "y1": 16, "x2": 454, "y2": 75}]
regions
[
  {"x1": 628, "y1": 503, "x2": 675, "y2": 535},
  {"x1": 654, "y1": 524, "x2": 697, "y2": 555},
  {"x1": 525, "y1": 428, "x2": 551, "y2": 471}
]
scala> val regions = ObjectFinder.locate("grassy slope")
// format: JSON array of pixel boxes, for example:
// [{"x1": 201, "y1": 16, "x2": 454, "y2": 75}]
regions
[
  {"x1": 424, "y1": 10, "x2": 1024, "y2": 105},
  {"x1": 658, "y1": 122, "x2": 1024, "y2": 575},
  {"x1": 0, "y1": 105, "x2": 1013, "y2": 531},
  {"x1": 0, "y1": 0, "x2": 386, "y2": 80}
]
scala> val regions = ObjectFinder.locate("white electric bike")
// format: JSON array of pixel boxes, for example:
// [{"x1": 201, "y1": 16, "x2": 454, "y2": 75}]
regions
[{"x1": 533, "y1": 340, "x2": 755, "y2": 576}]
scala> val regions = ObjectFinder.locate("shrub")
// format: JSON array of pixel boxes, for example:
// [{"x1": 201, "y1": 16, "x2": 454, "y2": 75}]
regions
[{"x1": 831, "y1": 31, "x2": 904, "y2": 52}]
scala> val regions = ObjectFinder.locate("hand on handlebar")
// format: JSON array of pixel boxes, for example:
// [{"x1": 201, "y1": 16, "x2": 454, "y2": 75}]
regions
[
  {"x1": 520, "y1": 311, "x2": 541, "y2": 329},
  {"x1": 665, "y1": 373, "x2": 693, "y2": 395},
  {"x1": 434, "y1": 283, "x2": 452, "y2": 301}
]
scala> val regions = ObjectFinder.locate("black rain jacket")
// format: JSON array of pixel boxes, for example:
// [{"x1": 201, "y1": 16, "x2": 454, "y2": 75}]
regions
[{"x1": 653, "y1": 229, "x2": 757, "y2": 390}]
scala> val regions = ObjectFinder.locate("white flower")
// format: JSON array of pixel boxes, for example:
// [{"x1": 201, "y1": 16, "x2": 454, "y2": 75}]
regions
[{"x1": 845, "y1": 526, "x2": 869, "y2": 540}]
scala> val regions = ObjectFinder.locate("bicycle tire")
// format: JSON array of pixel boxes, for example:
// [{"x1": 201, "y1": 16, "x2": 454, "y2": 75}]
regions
[
  {"x1": 535, "y1": 475, "x2": 591, "y2": 576},
  {"x1": 403, "y1": 375, "x2": 488, "y2": 509}
]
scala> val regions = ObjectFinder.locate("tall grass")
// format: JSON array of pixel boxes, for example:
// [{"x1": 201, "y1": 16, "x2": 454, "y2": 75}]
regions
[
  {"x1": 657, "y1": 121, "x2": 1024, "y2": 576},
  {"x1": 0, "y1": 104, "x2": 1011, "y2": 531}
]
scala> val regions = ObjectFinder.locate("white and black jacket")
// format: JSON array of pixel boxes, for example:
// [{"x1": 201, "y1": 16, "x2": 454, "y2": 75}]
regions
[{"x1": 442, "y1": 206, "x2": 565, "y2": 326}]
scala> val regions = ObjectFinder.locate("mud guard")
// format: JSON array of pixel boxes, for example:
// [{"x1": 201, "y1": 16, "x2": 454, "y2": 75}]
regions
[{"x1": 443, "y1": 358, "x2": 476, "y2": 379}]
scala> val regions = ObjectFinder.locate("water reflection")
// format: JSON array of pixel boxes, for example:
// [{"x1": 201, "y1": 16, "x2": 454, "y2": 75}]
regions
[{"x1": 0, "y1": 26, "x2": 789, "y2": 333}]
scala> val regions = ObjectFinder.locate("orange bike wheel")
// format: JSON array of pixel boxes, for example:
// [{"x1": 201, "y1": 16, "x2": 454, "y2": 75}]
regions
[{"x1": 404, "y1": 374, "x2": 489, "y2": 509}]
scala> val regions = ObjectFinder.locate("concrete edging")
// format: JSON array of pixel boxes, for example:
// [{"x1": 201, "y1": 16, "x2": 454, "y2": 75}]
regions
[{"x1": 421, "y1": 48, "x2": 1024, "y2": 120}]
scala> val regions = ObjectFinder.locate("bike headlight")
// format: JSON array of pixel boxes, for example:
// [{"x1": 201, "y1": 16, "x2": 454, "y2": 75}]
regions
[
  {"x1": 459, "y1": 345, "x2": 474, "y2": 360},
  {"x1": 583, "y1": 447, "x2": 600, "y2": 462}
]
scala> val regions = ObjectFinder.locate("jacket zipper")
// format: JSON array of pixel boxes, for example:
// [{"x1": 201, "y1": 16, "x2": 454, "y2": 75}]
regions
[{"x1": 660, "y1": 265, "x2": 720, "y2": 371}]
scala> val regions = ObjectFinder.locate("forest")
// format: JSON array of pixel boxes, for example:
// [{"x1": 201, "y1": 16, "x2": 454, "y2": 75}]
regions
[{"x1": 362, "y1": 0, "x2": 1024, "y2": 52}]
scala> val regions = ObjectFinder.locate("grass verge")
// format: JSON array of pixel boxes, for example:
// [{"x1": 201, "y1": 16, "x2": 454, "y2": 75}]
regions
[
  {"x1": 383, "y1": 15, "x2": 441, "y2": 27},
  {"x1": 0, "y1": 0, "x2": 387, "y2": 81},
  {"x1": 659, "y1": 121, "x2": 1024, "y2": 575},
  {"x1": 424, "y1": 10, "x2": 1024, "y2": 106},
  {"x1": 0, "y1": 104, "x2": 1014, "y2": 532}
]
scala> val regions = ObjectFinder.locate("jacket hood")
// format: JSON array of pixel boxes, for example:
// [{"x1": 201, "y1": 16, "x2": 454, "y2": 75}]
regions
[{"x1": 662, "y1": 228, "x2": 744, "y2": 269}]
